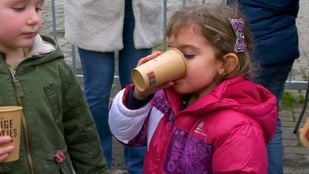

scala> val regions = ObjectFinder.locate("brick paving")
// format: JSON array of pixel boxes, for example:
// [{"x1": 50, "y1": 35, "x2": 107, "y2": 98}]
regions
[{"x1": 41, "y1": 0, "x2": 309, "y2": 173}]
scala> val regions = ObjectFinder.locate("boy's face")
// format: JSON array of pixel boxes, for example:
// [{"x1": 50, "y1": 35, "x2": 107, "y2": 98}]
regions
[{"x1": 0, "y1": 0, "x2": 43, "y2": 52}]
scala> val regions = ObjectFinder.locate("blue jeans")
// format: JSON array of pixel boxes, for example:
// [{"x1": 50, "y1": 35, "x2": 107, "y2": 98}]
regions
[
  {"x1": 79, "y1": 0, "x2": 150, "y2": 172},
  {"x1": 252, "y1": 60, "x2": 294, "y2": 174}
]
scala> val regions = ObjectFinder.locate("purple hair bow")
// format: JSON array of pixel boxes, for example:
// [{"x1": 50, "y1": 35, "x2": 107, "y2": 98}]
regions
[{"x1": 229, "y1": 18, "x2": 246, "y2": 53}]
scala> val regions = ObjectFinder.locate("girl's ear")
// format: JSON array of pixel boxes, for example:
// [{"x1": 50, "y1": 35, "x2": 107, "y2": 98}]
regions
[{"x1": 221, "y1": 53, "x2": 239, "y2": 76}]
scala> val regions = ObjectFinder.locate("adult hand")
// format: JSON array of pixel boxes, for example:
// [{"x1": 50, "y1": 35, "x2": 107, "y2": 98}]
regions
[{"x1": 299, "y1": 118, "x2": 309, "y2": 148}]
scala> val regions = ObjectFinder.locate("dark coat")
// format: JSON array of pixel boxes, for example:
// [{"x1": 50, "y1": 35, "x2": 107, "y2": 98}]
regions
[{"x1": 239, "y1": 0, "x2": 300, "y2": 66}]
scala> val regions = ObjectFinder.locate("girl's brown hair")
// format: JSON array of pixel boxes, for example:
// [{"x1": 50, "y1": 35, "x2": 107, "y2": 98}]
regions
[{"x1": 166, "y1": 3, "x2": 254, "y2": 79}]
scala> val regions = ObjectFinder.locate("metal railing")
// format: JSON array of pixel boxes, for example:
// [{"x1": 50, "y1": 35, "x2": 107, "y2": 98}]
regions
[{"x1": 47, "y1": 0, "x2": 308, "y2": 91}]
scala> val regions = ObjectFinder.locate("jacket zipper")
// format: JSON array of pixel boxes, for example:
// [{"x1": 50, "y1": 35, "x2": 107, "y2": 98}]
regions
[{"x1": 9, "y1": 67, "x2": 35, "y2": 174}]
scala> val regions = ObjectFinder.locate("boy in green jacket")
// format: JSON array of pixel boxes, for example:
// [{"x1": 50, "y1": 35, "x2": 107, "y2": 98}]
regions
[{"x1": 0, "y1": 0, "x2": 109, "y2": 173}]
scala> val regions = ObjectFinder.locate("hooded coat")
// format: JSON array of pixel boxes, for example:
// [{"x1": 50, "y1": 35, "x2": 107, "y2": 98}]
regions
[
  {"x1": 109, "y1": 76, "x2": 277, "y2": 173},
  {"x1": 0, "y1": 36, "x2": 109, "y2": 174}
]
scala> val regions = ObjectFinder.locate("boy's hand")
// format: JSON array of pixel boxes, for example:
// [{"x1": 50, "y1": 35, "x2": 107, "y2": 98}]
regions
[{"x1": 0, "y1": 136, "x2": 14, "y2": 162}]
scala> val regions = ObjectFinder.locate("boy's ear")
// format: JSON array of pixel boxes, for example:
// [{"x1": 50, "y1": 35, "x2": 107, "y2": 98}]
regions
[{"x1": 220, "y1": 53, "x2": 239, "y2": 76}]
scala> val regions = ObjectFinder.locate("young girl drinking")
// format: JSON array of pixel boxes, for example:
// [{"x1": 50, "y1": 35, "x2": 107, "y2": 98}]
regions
[
  {"x1": 0, "y1": 0, "x2": 109, "y2": 173},
  {"x1": 109, "y1": 3, "x2": 277, "y2": 173}
]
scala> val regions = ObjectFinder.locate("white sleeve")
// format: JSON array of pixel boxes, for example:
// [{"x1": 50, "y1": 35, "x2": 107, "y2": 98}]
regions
[{"x1": 108, "y1": 89, "x2": 152, "y2": 143}]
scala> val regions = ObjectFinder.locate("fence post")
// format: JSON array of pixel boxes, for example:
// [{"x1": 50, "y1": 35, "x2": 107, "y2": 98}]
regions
[
  {"x1": 51, "y1": 0, "x2": 57, "y2": 41},
  {"x1": 182, "y1": 0, "x2": 186, "y2": 7},
  {"x1": 71, "y1": 46, "x2": 77, "y2": 73}
]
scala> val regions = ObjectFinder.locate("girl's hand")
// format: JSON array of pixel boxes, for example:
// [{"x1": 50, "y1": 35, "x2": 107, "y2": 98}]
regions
[
  {"x1": 0, "y1": 136, "x2": 14, "y2": 162},
  {"x1": 133, "y1": 51, "x2": 174, "y2": 100}
]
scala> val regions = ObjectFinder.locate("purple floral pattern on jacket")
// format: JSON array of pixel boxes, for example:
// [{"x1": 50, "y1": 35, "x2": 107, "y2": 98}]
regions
[
  {"x1": 153, "y1": 90, "x2": 171, "y2": 116},
  {"x1": 164, "y1": 128, "x2": 213, "y2": 174},
  {"x1": 152, "y1": 90, "x2": 213, "y2": 173}
]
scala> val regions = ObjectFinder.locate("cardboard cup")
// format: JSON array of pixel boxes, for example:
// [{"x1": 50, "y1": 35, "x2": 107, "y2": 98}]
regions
[
  {"x1": 299, "y1": 117, "x2": 309, "y2": 148},
  {"x1": 0, "y1": 106, "x2": 22, "y2": 162},
  {"x1": 131, "y1": 48, "x2": 186, "y2": 91}
]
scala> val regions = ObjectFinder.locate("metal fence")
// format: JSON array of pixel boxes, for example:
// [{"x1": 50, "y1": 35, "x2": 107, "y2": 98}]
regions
[{"x1": 47, "y1": 0, "x2": 308, "y2": 90}]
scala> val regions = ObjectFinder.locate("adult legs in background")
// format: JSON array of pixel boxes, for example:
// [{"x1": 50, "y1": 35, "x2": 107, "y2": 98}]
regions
[
  {"x1": 118, "y1": 0, "x2": 151, "y2": 173},
  {"x1": 119, "y1": 48, "x2": 150, "y2": 174},
  {"x1": 79, "y1": 48, "x2": 115, "y2": 168},
  {"x1": 252, "y1": 60, "x2": 294, "y2": 174}
]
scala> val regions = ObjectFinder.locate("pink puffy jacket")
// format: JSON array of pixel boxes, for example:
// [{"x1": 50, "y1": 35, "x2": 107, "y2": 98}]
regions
[{"x1": 109, "y1": 76, "x2": 277, "y2": 173}]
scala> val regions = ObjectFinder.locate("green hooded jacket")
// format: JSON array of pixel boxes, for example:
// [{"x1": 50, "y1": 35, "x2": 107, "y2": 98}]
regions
[{"x1": 0, "y1": 36, "x2": 110, "y2": 174}]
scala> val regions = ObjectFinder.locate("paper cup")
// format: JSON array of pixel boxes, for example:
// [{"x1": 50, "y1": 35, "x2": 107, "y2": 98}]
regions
[
  {"x1": 299, "y1": 117, "x2": 309, "y2": 148},
  {"x1": 131, "y1": 48, "x2": 186, "y2": 91},
  {"x1": 0, "y1": 106, "x2": 22, "y2": 162}
]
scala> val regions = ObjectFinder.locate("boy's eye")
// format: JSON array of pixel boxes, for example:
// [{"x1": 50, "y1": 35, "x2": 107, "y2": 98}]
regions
[
  {"x1": 36, "y1": 7, "x2": 42, "y2": 12},
  {"x1": 13, "y1": 6, "x2": 25, "y2": 11},
  {"x1": 183, "y1": 54, "x2": 195, "y2": 59},
  {"x1": 36, "y1": 3, "x2": 44, "y2": 12}
]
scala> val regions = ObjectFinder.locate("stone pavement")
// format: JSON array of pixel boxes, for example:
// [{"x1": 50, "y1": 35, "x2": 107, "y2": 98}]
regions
[{"x1": 41, "y1": 0, "x2": 309, "y2": 173}]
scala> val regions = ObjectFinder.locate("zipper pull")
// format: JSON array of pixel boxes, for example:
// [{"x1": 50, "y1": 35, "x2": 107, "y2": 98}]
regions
[
  {"x1": 9, "y1": 67, "x2": 25, "y2": 98},
  {"x1": 12, "y1": 76, "x2": 24, "y2": 98},
  {"x1": 7, "y1": 65, "x2": 25, "y2": 98}
]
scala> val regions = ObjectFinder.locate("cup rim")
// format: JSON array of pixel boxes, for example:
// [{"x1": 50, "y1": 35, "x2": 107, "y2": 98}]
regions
[{"x1": 0, "y1": 106, "x2": 23, "y2": 112}]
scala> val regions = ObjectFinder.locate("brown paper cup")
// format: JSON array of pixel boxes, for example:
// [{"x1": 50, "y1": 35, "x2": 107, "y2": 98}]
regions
[
  {"x1": 131, "y1": 48, "x2": 186, "y2": 91},
  {"x1": 299, "y1": 117, "x2": 309, "y2": 148},
  {"x1": 0, "y1": 106, "x2": 22, "y2": 162}
]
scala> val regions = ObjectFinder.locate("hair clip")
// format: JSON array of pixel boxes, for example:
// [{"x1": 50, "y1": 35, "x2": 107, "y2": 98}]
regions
[{"x1": 229, "y1": 18, "x2": 246, "y2": 53}]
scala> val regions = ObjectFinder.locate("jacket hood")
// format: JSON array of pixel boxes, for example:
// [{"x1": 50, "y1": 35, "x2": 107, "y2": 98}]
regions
[
  {"x1": 166, "y1": 76, "x2": 277, "y2": 142},
  {"x1": 0, "y1": 35, "x2": 64, "y2": 67},
  {"x1": 25, "y1": 35, "x2": 64, "y2": 65}
]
